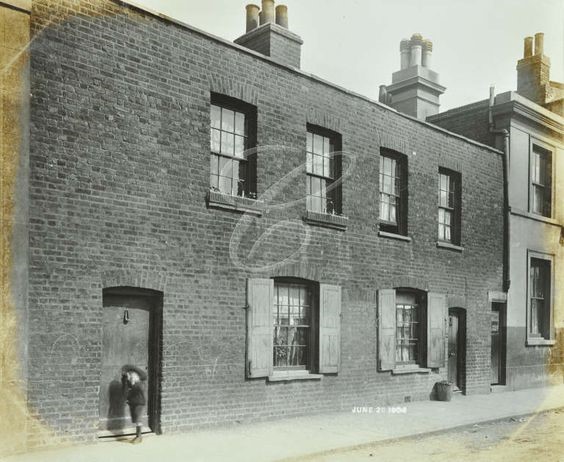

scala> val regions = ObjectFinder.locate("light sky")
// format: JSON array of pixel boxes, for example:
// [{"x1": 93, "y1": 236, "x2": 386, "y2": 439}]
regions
[{"x1": 132, "y1": 0, "x2": 563, "y2": 111}]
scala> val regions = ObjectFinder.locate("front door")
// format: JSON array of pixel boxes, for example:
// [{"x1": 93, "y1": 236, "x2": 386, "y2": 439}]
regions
[
  {"x1": 491, "y1": 303, "x2": 506, "y2": 385},
  {"x1": 99, "y1": 290, "x2": 159, "y2": 435},
  {"x1": 448, "y1": 309, "x2": 465, "y2": 391}
]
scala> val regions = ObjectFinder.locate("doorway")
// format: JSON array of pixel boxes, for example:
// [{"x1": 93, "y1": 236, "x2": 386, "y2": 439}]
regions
[
  {"x1": 491, "y1": 302, "x2": 506, "y2": 385},
  {"x1": 99, "y1": 287, "x2": 162, "y2": 437},
  {"x1": 448, "y1": 308, "x2": 466, "y2": 392}
]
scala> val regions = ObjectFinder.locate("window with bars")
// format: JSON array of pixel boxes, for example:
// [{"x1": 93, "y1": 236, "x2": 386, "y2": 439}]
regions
[
  {"x1": 395, "y1": 292, "x2": 420, "y2": 364},
  {"x1": 438, "y1": 169, "x2": 461, "y2": 245},
  {"x1": 210, "y1": 95, "x2": 257, "y2": 198},
  {"x1": 529, "y1": 257, "x2": 551, "y2": 340},
  {"x1": 529, "y1": 145, "x2": 552, "y2": 218},
  {"x1": 273, "y1": 282, "x2": 312, "y2": 369},
  {"x1": 379, "y1": 150, "x2": 407, "y2": 235},
  {"x1": 306, "y1": 127, "x2": 342, "y2": 215}
]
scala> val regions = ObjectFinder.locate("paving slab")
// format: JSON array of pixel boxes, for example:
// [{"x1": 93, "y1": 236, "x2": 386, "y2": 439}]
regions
[{"x1": 3, "y1": 385, "x2": 564, "y2": 462}]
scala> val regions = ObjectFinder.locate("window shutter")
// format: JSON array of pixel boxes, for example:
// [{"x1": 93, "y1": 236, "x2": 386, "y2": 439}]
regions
[
  {"x1": 247, "y1": 278, "x2": 273, "y2": 378},
  {"x1": 427, "y1": 292, "x2": 447, "y2": 368},
  {"x1": 377, "y1": 289, "x2": 396, "y2": 371},
  {"x1": 319, "y1": 284, "x2": 341, "y2": 373}
]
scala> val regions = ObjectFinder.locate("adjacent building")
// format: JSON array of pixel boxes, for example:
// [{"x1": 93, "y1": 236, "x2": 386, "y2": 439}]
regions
[
  {"x1": 428, "y1": 33, "x2": 564, "y2": 391},
  {"x1": 2, "y1": 0, "x2": 508, "y2": 453}
]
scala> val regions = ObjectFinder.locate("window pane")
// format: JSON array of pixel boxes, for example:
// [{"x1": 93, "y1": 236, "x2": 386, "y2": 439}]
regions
[
  {"x1": 211, "y1": 128, "x2": 221, "y2": 152},
  {"x1": 313, "y1": 154, "x2": 323, "y2": 176},
  {"x1": 306, "y1": 132, "x2": 313, "y2": 153},
  {"x1": 445, "y1": 225, "x2": 451, "y2": 242},
  {"x1": 221, "y1": 132, "x2": 234, "y2": 156},
  {"x1": 438, "y1": 223, "x2": 444, "y2": 240},
  {"x1": 234, "y1": 112, "x2": 245, "y2": 135},
  {"x1": 210, "y1": 174, "x2": 219, "y2": 190},
  {"x1": 210, "y1": 154, "x2": 219, "y2": 176},
  {"x1": 219, "y1": 157, "x2": 233, "y2": 177},
  {"x1": 311, "y1": 177, "x2": 321, "y2": 195},
  {"x1": 234, "y1": 135, "x2": 245, "y2": 158},
  {"x1": 389, "y1": 204, "x2": 396, "y2": 223},
  {"x1": 323, "y1": 137, "x2": 330, "y2": 155},
  {"x1": 323, "y1": 155, "x2": 330, "y2": 178},
  {"x1": 439, "y1": 190, "x2": 448, "y2": 207},
  {"x1": 306, "y1": 152, "x2": 313, "y2": 173},
  {"x1": 313, "y1": 134, "x2": 323, "y2": 155},
  {"x1": 219, "y1": 176, "x2": 231, "y2": 194},
  {"x1": 210, "y1": 105, "x2": 221, "y2": 129},
  {"x1": 221, "y1": 108, "x2": 235, "y2": 132}
]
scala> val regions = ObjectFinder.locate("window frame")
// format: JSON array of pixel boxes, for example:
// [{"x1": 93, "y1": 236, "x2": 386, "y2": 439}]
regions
[
  {"x1": 526, "y1": 251, "x2": 555, "y2": 345},
  {"x1": 272, "y1": 279, "x2": 318, "y2": 372},
  {"x1": 305, "y1": 124, "x2": 343, "y2": 216},
  {"x1": 210, "y1": 93, "x2": 257, "y2": 199},
  {"x1": 528, "y1": 141, "x2": 553, "y2": 219},
  {"x1": 438, "y1": 168, "x2": 462, "y2": 246},
  {"x1": 395, "y1": 289, "x2": 427, "y2": 367},
  {"x1": 379, "y1": 149, "x2": 408, "y2": 236}
]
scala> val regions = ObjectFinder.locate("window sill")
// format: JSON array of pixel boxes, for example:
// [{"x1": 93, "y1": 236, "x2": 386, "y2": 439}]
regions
[
  {"x1": 511, "y1": 208, "x2": 561, "y2": 227},
  {"x1": 392, "y1": 366, "x2": 431, "y2": 375},
  {"x1": 207, "y1": 190, "x2": 263, "y2": 216},
  {"x1": 436, "y1": 241, "x2": 464, "y2": 252},
  {"x1": 268, "y1": 371, "x2": 323, "y2": 382},
  {"x1": 526, "y1": 337, "x2": 556, "y2": 347},
  {"x1": 303, "y1": 210, "x2": 348, "y2": 231},
  {"x1": 378, "y1": 231, "x2": 411, "y2": 242}
]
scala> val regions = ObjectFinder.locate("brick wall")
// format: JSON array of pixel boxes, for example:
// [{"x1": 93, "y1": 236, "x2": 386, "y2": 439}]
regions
[{"x1": 26, "y1": 0, "x2": 504, "y2": 447}]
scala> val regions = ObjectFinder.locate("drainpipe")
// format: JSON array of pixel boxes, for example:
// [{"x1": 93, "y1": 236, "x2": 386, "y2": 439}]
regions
[{"x1": 489, "y1": 86, "x2": 511, "y2": 292}]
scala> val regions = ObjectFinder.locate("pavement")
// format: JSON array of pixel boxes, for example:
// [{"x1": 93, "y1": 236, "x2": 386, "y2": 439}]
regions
[{"x1": 4, "y1": 384, "x2": 564, "y2": 462}]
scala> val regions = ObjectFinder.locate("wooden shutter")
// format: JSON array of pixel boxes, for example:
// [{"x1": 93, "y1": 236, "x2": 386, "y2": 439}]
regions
[
  {"x1": 247, "y1": 278, "x2": 273, "y2": 378},
  {"x1": 427, "y1": 292, "x2": 447, "y2": 368},
  {"x1": 319, "y1": 284, "x2": 341, "y2": 373},
  {"x1": 378, "y1": 289, "x2": 396, "y2": 371}
]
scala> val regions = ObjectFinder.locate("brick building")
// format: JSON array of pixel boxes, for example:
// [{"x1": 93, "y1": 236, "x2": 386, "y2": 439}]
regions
[
  {"x1": 2, "y1": 0, "x2": 505, "y2": 452},
  {"x1": 428, "y1": 34, "x2": 564, "y2": 390}
]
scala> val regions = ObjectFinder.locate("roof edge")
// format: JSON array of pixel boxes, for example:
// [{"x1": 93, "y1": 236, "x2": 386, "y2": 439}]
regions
[{"x1": 114, "y1": 0, "x2": 502, "y2": 156}]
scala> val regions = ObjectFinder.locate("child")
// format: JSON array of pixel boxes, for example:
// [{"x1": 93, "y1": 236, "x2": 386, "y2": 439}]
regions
[{"x1": 122, "y1": 366, "x2": 147, "y2": 444}]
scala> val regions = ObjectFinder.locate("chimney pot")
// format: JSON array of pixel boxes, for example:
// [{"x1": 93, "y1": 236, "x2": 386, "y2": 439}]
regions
[
  {"x1": 245, "y1": 4, "x2": 260, "y2": 32},
  {"x1": 400, "y1": 39, "x2": 410, "y2": 69},
  {"x1": 523, "y1": 36, "x2": 533, "y2": 58},
  {"x1": 422, "y1": 39, "x2": 433, "y2": 68},
  {"x1": 534, "y1": 32, "x2": 544, "y2": 55},
  {"x1": 275, "y1": 5, "x2": 288, "y2": 28},
  {"x1": 260, "y1": 0, "x2": 275, "y2": 25}
]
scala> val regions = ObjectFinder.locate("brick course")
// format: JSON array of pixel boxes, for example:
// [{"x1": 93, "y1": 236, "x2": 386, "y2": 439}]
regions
[{"x1": 24, "y1": 0, "x2": 504, "y2": 447}]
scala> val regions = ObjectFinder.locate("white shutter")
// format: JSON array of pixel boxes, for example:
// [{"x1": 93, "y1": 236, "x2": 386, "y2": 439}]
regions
[
  {"x1": 427, "y1": 292, "x2": 447, "y2": 368},
  {"x1": 319, "y1": 284, "x2": 341, "y2": 373},
  {"x1": 378, "y1": 289, "x2": 396, "y2": 371},
  {"x1": 247, "y1": 278, "x2": 273, "y2": 378}
]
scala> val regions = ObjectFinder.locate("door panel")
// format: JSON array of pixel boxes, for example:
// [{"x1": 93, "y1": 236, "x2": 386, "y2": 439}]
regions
[
  {"x1": 448, "y1": 314, "x2": 458, "y2": 387},
  {"x1": 99, "y1": 294, "x2": 152, "y2": 434}
]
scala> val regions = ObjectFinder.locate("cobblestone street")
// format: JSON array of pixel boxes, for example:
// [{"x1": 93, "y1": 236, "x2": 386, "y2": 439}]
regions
[{"x1": 296, "y1": 409, "x2": 564, "y2": 462}]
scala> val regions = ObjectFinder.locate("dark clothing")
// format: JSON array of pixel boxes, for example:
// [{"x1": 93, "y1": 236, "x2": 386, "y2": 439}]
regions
[
  {"x1": 129, "y1": 403, "x2": 144, "y2": 424},
  {"x1": 126, "y1": 382, "x2": 146, "y2": 406}
]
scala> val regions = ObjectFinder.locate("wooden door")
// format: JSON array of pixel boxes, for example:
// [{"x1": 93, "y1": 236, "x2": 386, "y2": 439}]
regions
[
  {"x1": 491, "y1": 303, "x2": 505, "y2": 385},
  {"x1": 447, "y1": 313, "x2": 459, "y2": 388},
  {"x1": 99, "y1": 293, "x2": 153, "y2": 434}
]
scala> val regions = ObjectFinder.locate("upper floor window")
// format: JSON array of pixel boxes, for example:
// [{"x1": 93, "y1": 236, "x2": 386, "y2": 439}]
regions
[
  {"x1": 379, "y1": 150, "x2": 408, "y2": 235},
  {"x1": 210, "y1": 95, "x2": 257, "y2": 198},
  {"x1": 306, "y1": 126, "x2": 342, "y2": 215},
  {"x1": 528, "y1": 254, "x2": 553, "y2": 341},
  {"x1": 438, "y1": 168, "x2": 462, "y2": 245},
  {"x1": 529, "y1": 144, "x2": 552, "y2": 218}
]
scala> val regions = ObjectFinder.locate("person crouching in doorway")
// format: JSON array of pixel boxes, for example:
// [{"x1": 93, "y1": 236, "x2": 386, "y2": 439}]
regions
[{"x1": 122, "y1": 366, "x2": 147, "y2": 444}]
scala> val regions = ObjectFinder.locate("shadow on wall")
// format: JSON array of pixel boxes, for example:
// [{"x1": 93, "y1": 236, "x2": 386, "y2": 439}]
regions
[{"x1": 106, "y1": 380, "x2": 126, "y2": 430}]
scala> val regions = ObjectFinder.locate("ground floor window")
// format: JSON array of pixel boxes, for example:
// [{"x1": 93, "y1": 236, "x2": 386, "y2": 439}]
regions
[
  {"x1": 529, "y1": 254, "x2": 552, "y2": 340},
  {"x1": 396, "y1": 292, "x2": 420, "y2": 364},
  {"x1": 273, "y1": 282, "x2": 312, "y2": 369}
]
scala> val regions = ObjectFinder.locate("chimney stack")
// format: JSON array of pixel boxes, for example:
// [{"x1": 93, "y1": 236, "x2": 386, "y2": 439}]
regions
[
  {"x1": 235, "y1": 1, "x2": 303, "y2": 68},
  {"x1": 517, "y1": 33, "x2": 551, "y2": 106},
  {"x1": 381, "y1": 33, "x2": 445, "y2": 120}
]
